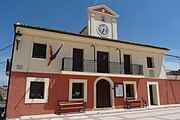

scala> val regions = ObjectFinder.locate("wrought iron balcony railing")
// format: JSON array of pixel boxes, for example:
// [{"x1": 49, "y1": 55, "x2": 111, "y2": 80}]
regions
[{"x1": 62, "y1": 57, "x2": 143, "y2": 75}]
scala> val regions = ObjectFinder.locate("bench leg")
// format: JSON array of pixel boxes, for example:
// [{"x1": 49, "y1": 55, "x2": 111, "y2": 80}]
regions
[
  {"x1": 83, "y1": 102, "x2": 86, "y2": 113},
  {"x1": 59, "y1": 105, "x2": 62, "y2": 115},
  {"x1": 127, "y1": 102, "x2": 131, "y2": 109},
  {"x1": 143, "y1": 100, "x2": 147, "y2": 108},
  {"x1": 142, "y1": 98, "x2": 147, "y2": 108}
]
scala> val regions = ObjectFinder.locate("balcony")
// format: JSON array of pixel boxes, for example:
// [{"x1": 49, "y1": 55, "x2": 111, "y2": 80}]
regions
[{"x1": 62, "y1": 57, "x2": 143, "y2": 75}]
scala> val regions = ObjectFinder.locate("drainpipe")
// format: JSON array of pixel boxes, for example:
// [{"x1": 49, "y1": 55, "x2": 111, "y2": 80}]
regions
[
  {"x1": 91, "y1": 45, "x2": 96, "y2": 72},
  {"x1": 116, "y1": 48, "x2": 122, "y2": 74}
]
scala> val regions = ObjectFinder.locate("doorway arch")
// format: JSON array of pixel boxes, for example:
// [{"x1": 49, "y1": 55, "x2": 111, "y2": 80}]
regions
[
  {"x1": 94, "y1": 77, "x2": 114, "y2": 109},
  {"x1": 96, "y1": 79, "x2": 111, "y2": 108}
]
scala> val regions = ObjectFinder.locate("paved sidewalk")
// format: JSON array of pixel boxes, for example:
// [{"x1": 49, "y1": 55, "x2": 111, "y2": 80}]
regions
[{"x1": 9, "y1": 104, "x2": 180, "y2": 120}]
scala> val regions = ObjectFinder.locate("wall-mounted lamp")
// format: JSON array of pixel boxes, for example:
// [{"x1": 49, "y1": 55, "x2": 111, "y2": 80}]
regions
[{"x1": 15, "y1": 31, "x2": 22, "y2": 50}]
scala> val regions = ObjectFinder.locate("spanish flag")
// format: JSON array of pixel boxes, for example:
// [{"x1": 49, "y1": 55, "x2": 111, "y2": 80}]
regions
[{"x1": 48, "y1": 42, "x2": 64, "y2": 66}]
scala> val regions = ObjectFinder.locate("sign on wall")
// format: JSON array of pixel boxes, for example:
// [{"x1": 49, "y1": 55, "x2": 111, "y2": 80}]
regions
[{"x1": 114, "y1": 83, "x2": 124, "y2": 97}]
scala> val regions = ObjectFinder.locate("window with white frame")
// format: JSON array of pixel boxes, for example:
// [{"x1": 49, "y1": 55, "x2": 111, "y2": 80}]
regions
[
  {"x1": 147, "y1": 57, "x2": 154, "y2": 68},
  {"x1": 124, "y1": 81, "x2": 137, "y2": 98},
  {"x1": 69, "y1": 79, "x2": 87, "y2": 102},
  {"x1": 72, "y1": 83, "x2": 84, "y2": 99},
  {"x1": 25, "y1": 77, "x2": 49, "y2": 103},
  {"x1": 32, "y1": 43, "x2": 47, "y2": 59}
]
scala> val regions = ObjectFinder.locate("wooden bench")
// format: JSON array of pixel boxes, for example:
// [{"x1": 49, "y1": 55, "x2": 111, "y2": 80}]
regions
[
  {"x1": 59, "y1": 101, "x2": 86, "y2": 114},
  {"x1": 125, "y1": 98, "x2": 147, "y2": 109}
]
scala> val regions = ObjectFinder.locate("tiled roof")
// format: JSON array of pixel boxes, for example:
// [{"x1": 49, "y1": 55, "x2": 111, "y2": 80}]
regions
[{"x1": 14, "y1": 23, "x2": 169, "y2": 51}]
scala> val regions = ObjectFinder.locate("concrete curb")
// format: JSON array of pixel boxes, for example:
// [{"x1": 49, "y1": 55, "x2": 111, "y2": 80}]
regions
[{"x1": 8, "y1": 104, "x2": 180, "y2": 120}]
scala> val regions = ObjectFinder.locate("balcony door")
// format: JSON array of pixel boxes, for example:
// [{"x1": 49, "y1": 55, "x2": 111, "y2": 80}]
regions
[
  {"x1": 124, "y1": 54, "x2": 131, "y2": 74},
  {"x1": 73, "y1": 48, "x2": 83, "y2": 71},
  {"x1": 97, "y1": 52, "x2": 109, "y2": 73}
]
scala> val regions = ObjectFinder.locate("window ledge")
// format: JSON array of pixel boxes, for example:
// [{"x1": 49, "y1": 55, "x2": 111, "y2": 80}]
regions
[
  {"x1": 147, "y1": 68, "x2": 155, "y2": 69},
  {"x1": 62, "y1": 71, "x2": 145, "y2": 78},
  {"x1": 69, "y1": 98, "x2": 85, "y2": 102},
  {"x1": 25, "y1": 99, "x2": 48, "y2": 104},
  {"x1": 31, "y1": 58, "x2": 47, "y2": 60}
]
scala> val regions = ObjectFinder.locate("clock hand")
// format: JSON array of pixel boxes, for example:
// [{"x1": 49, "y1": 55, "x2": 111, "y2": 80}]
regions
[{"x1": 102, "y1": 28, "x2": 105, "y2": 34}]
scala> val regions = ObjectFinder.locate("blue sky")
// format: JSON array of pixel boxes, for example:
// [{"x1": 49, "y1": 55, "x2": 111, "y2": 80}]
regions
[{"x1": 0, "y1": 0, "x2": 180, "y2": 85}]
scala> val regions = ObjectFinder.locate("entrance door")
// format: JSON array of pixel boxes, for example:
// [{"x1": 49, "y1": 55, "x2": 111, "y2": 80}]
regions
[
  {"x1": 73, "y1": 48, "x2": 83, "y2": 71},
  {"x1": 97, "y1": 52, "x2": 109, "y2": 73},
  {"x1": 149, "y1": 85, "x2": 154, "y2": 105},
  {"x1": 124, "y1": 54, "x2": 131, "y2": 74},
  {"x1": 147, "y1": 82, "x2": 160, "y2": 106},
  {"x1": 96, "y1": 79, "x2": 111, "y2": 108}
]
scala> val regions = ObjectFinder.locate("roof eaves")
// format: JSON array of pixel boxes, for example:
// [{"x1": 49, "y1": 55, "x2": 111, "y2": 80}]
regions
[
  {"x1": 14, "y1": 23, "x2": 169, "y2": 51},
  {"x1": 79, "y1": 26, "x2": 88, "y2": 34}
]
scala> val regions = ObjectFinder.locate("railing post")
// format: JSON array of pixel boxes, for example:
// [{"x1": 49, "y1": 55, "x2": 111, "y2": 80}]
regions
[
  {"x1": 108, "y1": 61, "x2": 110, "y2": 73},
  {"x1": 62, "y1": 57, "x2": 64, "y2": 70},
  {"x1": 91, "y1": 45, "x2": 96, "y2": 73},
  {"x1": 116, "y1": 48, "x2": 122, "y2": 74},
  {"x1": 130, "y1": 64, "x2": 133, "y2": 75},
  {"x1": 94, "y1": 60, "x2": 96, "y2": 73},
  {"x1": 140, "y1": 65, "x2": 143, "y2": 75}
]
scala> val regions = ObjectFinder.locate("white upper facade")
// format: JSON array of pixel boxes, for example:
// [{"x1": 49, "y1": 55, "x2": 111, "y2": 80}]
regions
[
  {"x1": 11, "y1": 5, "x2": 169, "y2": 79},
  {"x1": 12, "y1": 24, "x2": 168, "y2": 79},
  {"x1": 85, "y1": 5, "x2": 118, "y2": 39}
]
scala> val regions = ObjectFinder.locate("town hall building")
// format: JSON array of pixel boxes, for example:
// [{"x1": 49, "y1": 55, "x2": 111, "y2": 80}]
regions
[{"x1": 6, "y1": 5, "x2": 180, "y2": 119}]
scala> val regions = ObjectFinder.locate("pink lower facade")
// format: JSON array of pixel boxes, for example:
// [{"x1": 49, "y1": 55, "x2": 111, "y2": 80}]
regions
[{"x1": 6, "y1": 72, "x2": 180, "y2": 118}]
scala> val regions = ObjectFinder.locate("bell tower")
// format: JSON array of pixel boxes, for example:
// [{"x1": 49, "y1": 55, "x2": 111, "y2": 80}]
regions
[{"x1": 87, "y1": 5, "x2": 119, "y2": 39}]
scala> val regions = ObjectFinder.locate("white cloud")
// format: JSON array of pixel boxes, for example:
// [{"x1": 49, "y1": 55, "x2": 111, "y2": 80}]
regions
[
  {"x1": 165, "y1": 61, "x2": 180, "y2": 71},
  {"x1": 165, "y1": 49, "x2": 180, "y2": 71},
  {"x1": 167, "y1": 49, "x2": 180, "y2": 56}
]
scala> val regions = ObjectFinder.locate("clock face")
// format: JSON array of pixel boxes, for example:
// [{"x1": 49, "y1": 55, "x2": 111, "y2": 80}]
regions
[{"x1": 98, "y1": 24, "x2": 109, "y2": 36}]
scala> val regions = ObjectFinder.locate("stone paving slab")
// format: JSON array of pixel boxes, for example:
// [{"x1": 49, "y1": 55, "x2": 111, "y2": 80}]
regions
[{"x1": 7, "y1": 105, "x2": 180, "y2": 120}]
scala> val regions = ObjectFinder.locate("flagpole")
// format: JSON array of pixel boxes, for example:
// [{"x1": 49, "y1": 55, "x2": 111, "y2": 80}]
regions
[{"x1": 48, "y1": 42, "x2": 64, "y2": 66}]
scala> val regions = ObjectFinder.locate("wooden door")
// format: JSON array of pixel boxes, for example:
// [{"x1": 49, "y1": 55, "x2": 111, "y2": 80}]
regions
[
  {"x1": 73, "y1": 48, "x2": 83, "y2": 71},
  {"x1": 96, "y1": 79, "x2": 111, "y2": 108},
  {"x1": 97, "y1": 52, "x2": 109, "y2": 73},
  {"x1": 149, "y1": 85, "x2": 154, "y2": 105},
  {"x1": 124, "y1": 54, "x2": 131, "y2": 74}
]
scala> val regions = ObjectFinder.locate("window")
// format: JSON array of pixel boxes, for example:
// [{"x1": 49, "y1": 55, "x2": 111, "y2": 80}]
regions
[
  {"x1": 69, "y1": 79, "x2": 87, "y2": 102},
  {"x1": 29, "y1": 82, "x2": 45, "y2": 99},
  {"x1": 73, "y1": 48, "x2": 83, "y2": 71},
  {"x1": 32, "y1": 43, "x2": 47, "y2": 59},
  {"x1": 97, "y1": 51, "x2": 109, "y2": 73},
  {"x1": 126, "y1": 84, "x2": 135, "y2": 98},
  {"x1": 72, "y1": 83, "x2": 84, "y2": 99},
  {"x1": 101, "y1": 16, "x2": 105, "y2": 22},
  {"x1": 147, "y1": 57, "x2": 154, "y2": 68},
  {"x1": 124, "y1": 81, "x2": 137, "y2": 98},
  {"x1": 25, "y1": 77, "x2": 49, "y2": 103}
]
